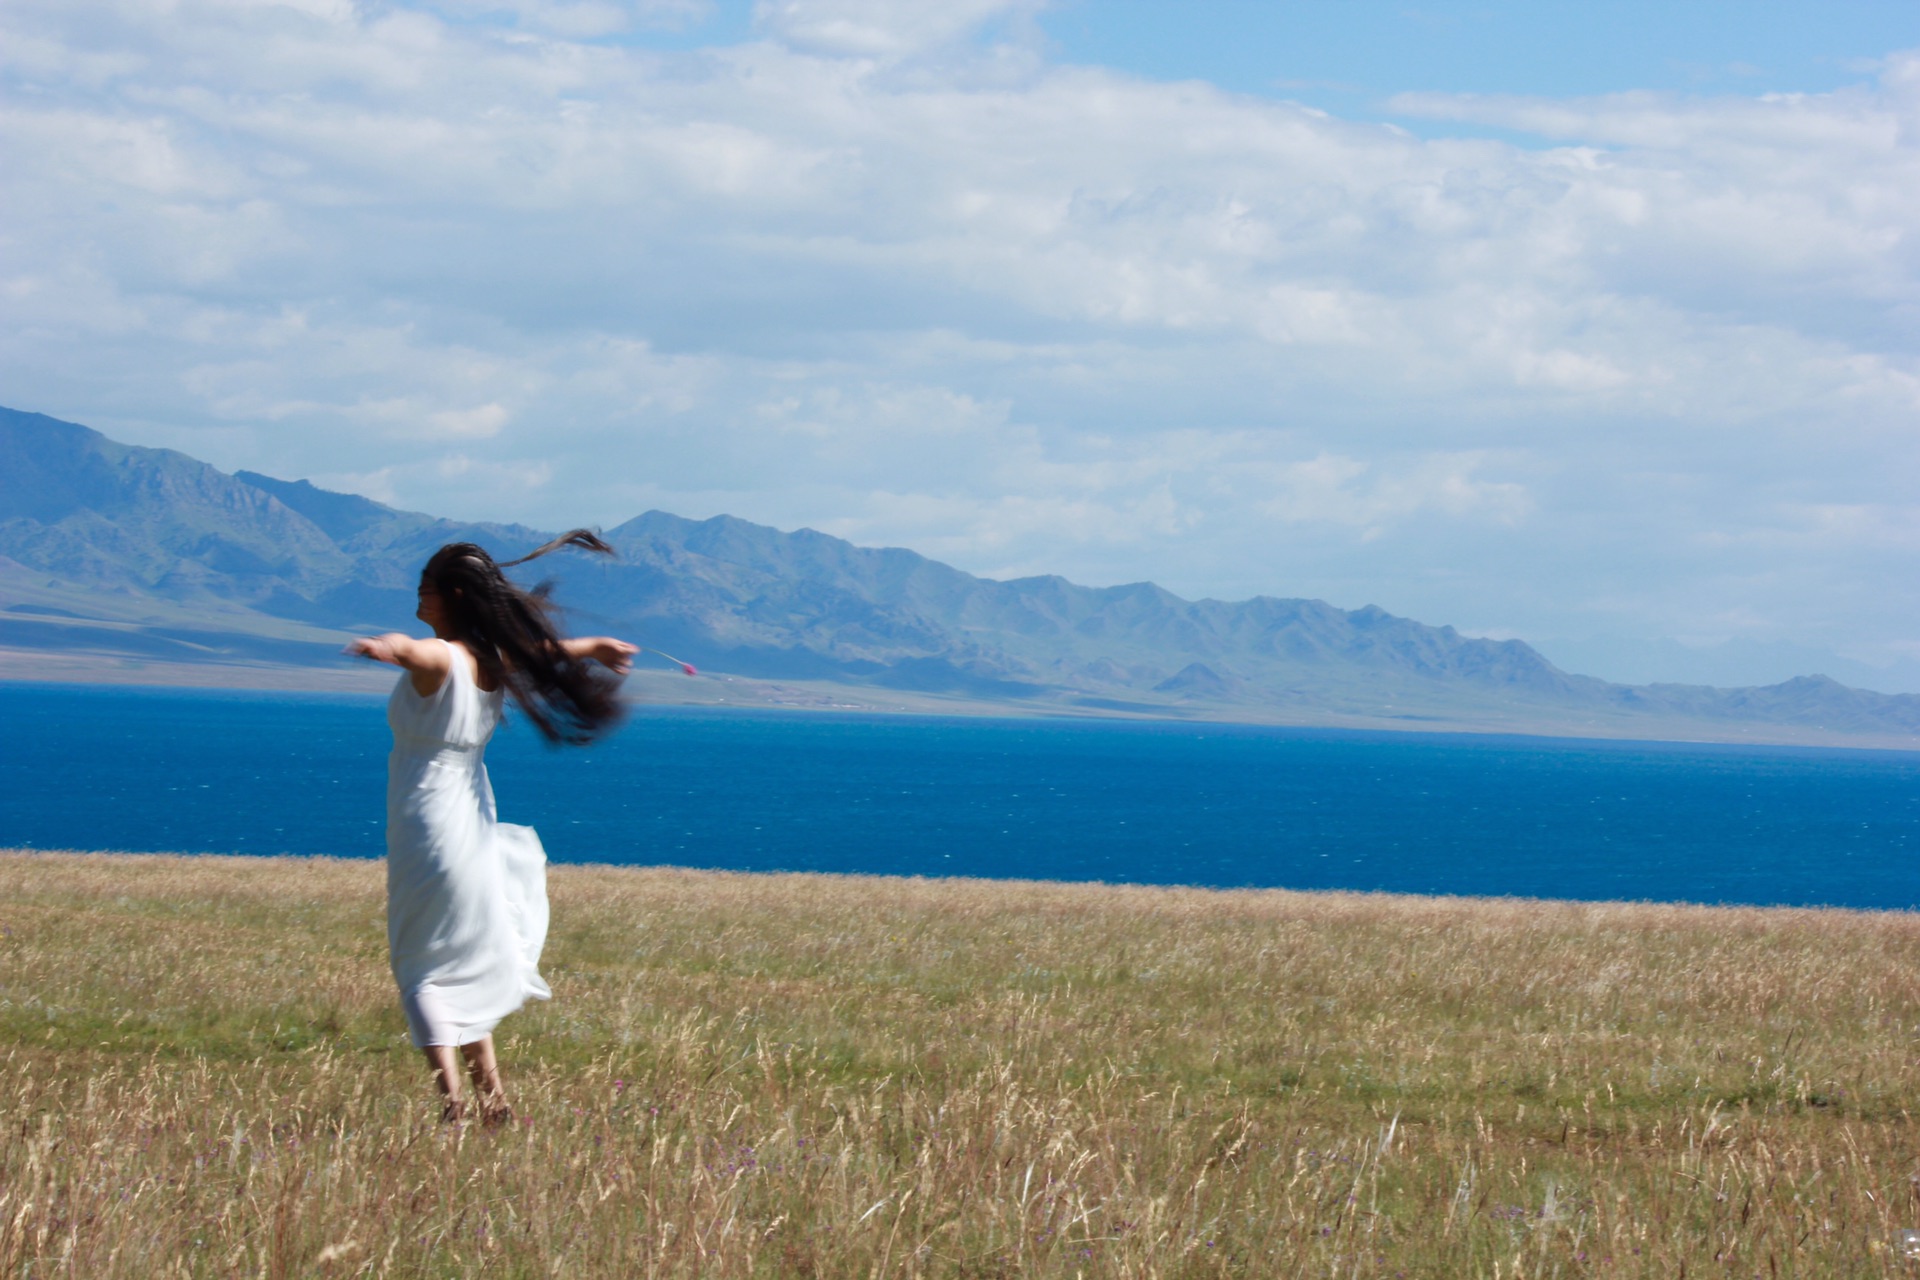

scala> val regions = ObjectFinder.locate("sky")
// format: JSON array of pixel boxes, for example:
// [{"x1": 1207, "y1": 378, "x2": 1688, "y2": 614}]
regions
[{"x1": 4, "y1": 0, "x2": 1919, "y2": 690}]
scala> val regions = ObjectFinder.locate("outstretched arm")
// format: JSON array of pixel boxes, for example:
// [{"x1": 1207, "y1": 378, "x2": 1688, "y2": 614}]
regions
[
  {"x1": 560, "y1": 636, "x2": 638, "y2": 674},
  {"x1": 347, "y1": 633, "x2": 453, "y2": 696}
]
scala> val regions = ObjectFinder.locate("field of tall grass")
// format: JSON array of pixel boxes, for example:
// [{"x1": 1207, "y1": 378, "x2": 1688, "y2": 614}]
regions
[{"x1": 3, "y1": 851, "x2": 1919, "y2": 1277}]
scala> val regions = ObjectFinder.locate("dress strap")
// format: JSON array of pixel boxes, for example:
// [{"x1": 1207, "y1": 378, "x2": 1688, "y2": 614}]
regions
[{"x1": 442, "y1": 639, "x2": 502, "y2": 702}]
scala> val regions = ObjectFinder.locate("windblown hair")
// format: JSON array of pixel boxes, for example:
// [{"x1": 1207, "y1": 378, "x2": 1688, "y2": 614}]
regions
[{"x1": 421, "y1": 530, "x2": 624, "y2": 745}]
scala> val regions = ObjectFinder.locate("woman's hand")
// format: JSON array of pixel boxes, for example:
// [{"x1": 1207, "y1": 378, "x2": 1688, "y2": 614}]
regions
[
  {"x1": 561, "y1": 636, "x2": 638, "y2": 673},
  {"x1": 347, "y1": 633, "x2": 410, "y2": 666},
  {"x1": 587, "y1": 638, "x2": 638, "y2": 673}
]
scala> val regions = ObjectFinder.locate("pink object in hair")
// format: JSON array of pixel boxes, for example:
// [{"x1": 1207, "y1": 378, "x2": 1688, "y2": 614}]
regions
[{"x1": 643, "y1": 647, "x2": 699, "y2": 677}]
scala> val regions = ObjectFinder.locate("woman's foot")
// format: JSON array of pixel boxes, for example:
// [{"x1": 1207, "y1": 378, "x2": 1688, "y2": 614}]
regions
[
  {"x1": 480, "y1": 1103, "x2": 515, "y2": 1129},
  {"x1": 441, "y1": 1097, "x2": 468, "y2": 1124}
]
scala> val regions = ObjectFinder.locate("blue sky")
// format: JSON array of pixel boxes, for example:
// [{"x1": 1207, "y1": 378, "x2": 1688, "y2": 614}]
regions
[
  {"x1": 3, "y1": 0, "x2": 1919, "y2": 689},
  {"x1": 1048, "y1": 2, "x2": 1917, "y2": 101},
  {"x1": 636, "y1": 1, "x2": 1920, "y2": 100}
]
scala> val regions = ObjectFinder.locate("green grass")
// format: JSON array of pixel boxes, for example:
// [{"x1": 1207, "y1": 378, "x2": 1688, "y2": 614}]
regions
[{"x1": 3, "y1": 851, "x2": 1920, "y2": 1277}]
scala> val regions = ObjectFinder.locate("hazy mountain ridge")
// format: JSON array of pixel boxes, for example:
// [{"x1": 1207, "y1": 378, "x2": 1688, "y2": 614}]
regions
[
  {"x1": 584, "y1": 511, "x2": 1592, "y2": 701},
  {"x1": 2, "y1": 406, "x2": 1916, "y2": 743}
]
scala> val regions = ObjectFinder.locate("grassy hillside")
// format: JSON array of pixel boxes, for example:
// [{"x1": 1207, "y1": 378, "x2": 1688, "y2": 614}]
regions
[{"x1": 4, "y1": 852, "x2": 1919, "y2": 1277}]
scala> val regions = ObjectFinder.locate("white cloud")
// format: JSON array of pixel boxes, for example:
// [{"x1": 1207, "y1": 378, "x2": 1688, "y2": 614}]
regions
[
  {"x1": 1259, "y1": 451, "x2": 1533, "y2": 535},
  {"x1": 753, "y1": 0, "x2": 1040, "y2": 60},
  {"x1": 428, "y1": 402, "x2": 512, "y2": 439},
  {"x1": 1, "y1": 0, "x2": 1917, "y2": 679},
  {"x1": 430, "y1": 0, "x2": 711, "y2": 39}
]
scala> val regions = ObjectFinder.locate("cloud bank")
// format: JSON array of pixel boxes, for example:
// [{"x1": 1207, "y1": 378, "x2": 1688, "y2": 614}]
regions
[{"x1": 3, "y1": 0, "x2": 1917, "y2": 685}]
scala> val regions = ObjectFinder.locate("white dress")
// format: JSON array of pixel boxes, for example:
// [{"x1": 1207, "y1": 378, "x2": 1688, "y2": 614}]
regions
[{"x1": 385, "y1": 640, "x2": 551, "y2": 1047}]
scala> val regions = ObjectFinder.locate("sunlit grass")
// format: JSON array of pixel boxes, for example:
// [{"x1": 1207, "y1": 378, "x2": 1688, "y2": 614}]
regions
[{"x1": 3, "y1": 850, "x2": 1919, "y2": 1276}]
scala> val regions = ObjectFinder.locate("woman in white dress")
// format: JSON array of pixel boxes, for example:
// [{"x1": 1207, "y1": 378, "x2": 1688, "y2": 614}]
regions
[{"x1": 350, "y1": 532, "x2": 636, "y2": 1123}]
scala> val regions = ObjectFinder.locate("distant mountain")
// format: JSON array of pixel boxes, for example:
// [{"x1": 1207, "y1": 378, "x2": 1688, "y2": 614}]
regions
[{"x1": 3, "y1": 405, "x2": 1917, "y2": 745}]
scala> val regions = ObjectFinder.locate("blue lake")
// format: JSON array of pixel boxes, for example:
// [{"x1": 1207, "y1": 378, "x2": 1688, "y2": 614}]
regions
[{"x1": 2, "y1": 681, "x2": 1916, "y2": 909}]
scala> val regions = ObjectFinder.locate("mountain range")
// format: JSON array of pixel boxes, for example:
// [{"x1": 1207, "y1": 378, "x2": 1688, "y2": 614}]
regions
[{"x1": 2, "y1": 405, "x2": 1916, "y2": 747}]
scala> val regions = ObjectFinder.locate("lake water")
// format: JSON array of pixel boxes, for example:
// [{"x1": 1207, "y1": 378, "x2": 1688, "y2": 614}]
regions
[{"x1": 2, "y1": 682, "x2": 1916, "y2": 909}]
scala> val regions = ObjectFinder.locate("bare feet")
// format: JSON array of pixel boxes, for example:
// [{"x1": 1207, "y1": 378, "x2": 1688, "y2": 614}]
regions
[
  {"x1": 461, "y1": 1037, "x2": 510, "y2": 1128},
  {"x1": 424, "y1": 1038, "x2": 512, "y2": 1128}
]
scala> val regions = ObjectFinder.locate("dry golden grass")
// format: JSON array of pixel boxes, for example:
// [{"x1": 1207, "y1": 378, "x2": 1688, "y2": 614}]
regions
[{"x1": 3, "y1": 851, "x2": 1920, "y2": 1277}]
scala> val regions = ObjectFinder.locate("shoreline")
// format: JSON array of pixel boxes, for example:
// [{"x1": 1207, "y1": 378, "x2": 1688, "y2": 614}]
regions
[{"x1": 4, "y1": 658, "x2": 1920, "y2": 754}]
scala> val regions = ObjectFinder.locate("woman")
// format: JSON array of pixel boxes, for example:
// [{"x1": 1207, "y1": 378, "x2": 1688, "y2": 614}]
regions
[{"x1": 350, "y1": 531, "x2": 636, "y2": 1123}]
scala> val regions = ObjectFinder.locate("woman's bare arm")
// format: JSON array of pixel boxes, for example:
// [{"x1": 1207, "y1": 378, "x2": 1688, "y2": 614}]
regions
[
  {"x1": 348, "y1": 633, "x2": 454, "y2": 696},
  {"x1": 559, "y1": 636, "x2": 638, "y2": 674}
]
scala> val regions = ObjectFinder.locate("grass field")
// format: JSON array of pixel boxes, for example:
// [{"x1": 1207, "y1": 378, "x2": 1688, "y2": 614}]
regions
[{"x1": 3, "y1": 851, "x2": 1920, "y2": 1277}]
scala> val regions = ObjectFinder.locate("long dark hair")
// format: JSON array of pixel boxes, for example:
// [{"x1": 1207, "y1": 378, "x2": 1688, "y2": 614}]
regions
[{"x1": 421, "y1": 530, "x2": 624, "y2": 745}]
